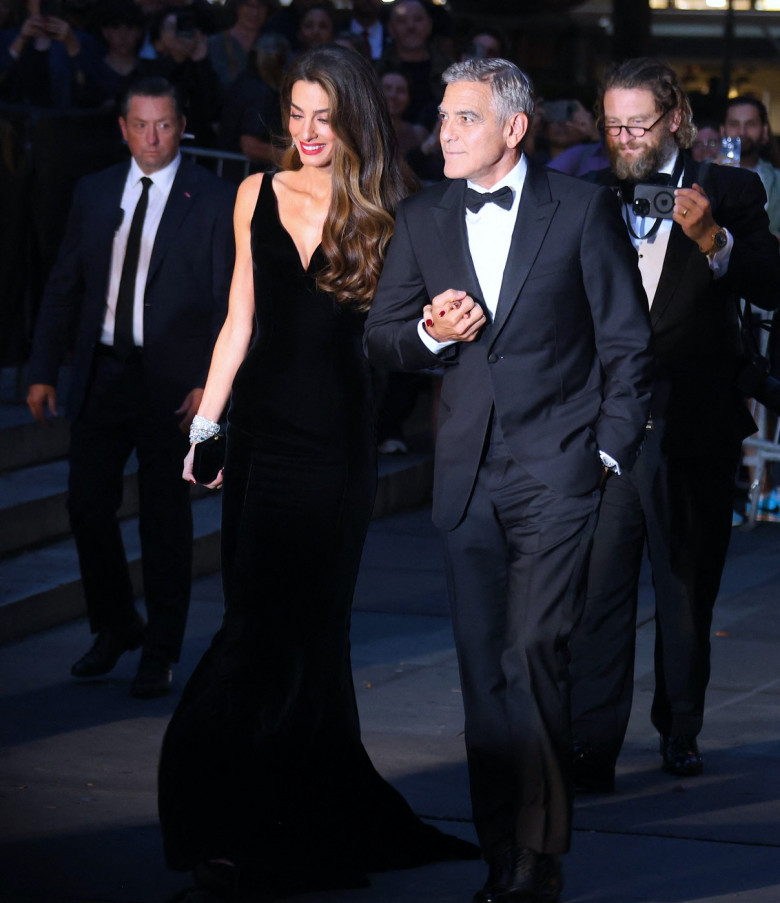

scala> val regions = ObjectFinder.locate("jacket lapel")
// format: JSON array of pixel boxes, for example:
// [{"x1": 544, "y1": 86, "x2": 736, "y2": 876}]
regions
[
  {"x1": 650, "y1": 156, "x2": 698, "y2": 326},
  {"x1": 492, "y1": 163, "x2": 558, "y2": 337},
  {"x1": 432, "y1": 179, "x2": 483, "y2": 306},
  {"x1": 146, "y1": 159, "x2": 197, "y2": 287},
  {"x1": 95, "y1": 169, "x2": 128, "y2": 297}
]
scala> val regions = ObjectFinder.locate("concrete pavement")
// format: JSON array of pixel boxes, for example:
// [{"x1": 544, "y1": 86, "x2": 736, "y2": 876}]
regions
[{"x1": 2, "y1": 506, "x2": 780, "y2": 903}]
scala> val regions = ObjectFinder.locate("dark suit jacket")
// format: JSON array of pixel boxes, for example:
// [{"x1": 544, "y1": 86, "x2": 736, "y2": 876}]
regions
[
  {"x1": 365, "y1": 162, "x2": 654, "y2": 530},
  {"x1": 594, "y1": 157, "x2": 780, "y2": 456},
  {"x1": 28, "y1": 157, "x2": 237, "y2": 420}
]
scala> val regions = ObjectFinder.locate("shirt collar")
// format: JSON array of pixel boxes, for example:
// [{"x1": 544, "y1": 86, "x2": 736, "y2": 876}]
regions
[{"x1": 128, "y1": 153, "x2": 181, "y2": 192}]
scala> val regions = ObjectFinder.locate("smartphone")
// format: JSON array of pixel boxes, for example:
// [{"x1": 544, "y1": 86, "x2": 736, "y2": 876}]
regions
[{"x1": 720, "y1": 136, "x2": 741, "y2": 167}]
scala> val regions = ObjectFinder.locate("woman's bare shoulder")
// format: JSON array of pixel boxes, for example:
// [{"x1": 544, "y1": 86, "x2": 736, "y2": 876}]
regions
[{"x1": 237, "y1": 172, "x2": 265, "y2": 205}]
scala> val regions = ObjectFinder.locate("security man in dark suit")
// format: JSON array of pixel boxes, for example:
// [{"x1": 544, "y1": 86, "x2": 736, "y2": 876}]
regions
[
  {"x1": 27, "y1": 77, "x2": 236, "y2": 698},
  {"x1": 569, "y1": 59, "x2": 780, "y2": 791},
  {"x1": 365, "y1": 58, "x2": 653, "y2": 903}
]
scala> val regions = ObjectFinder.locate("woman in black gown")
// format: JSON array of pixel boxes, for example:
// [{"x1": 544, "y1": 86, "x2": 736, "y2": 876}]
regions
[{"x1": 158, "y1": 45, "x2": 477, "y2": 902}]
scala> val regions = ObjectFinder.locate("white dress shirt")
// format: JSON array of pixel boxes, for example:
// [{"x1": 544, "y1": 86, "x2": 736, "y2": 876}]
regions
[
  {"x1": 101, "y1": 154, "x2": 181, "y2": 347},
  {"x1": 626, "y1": 151, "x2": 732, "y2": 308}
]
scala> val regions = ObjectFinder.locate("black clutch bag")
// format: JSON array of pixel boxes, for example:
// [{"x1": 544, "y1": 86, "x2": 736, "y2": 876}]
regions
[{"x1": 192, "y1": 433, "x2": 225, "y2": 484}]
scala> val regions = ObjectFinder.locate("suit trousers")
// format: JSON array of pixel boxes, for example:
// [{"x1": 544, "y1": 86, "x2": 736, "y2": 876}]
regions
[
  {"x1": 442, "y1": 419, "x2": 599, "y2": 858},
  {"x1": 570, "y1": 427, "x2": 740, "y2": 754},
  {"x1": 67, "y1": 347, "x2": 193, "y2": 661}
]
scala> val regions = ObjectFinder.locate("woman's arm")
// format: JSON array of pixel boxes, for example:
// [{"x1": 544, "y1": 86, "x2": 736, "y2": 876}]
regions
[
  {"x1": 196, "y1": 173, "x2": 261, "y2": 422},
  {"x1": 183, "y1": 173, "x2": 262, "y2": 484}
]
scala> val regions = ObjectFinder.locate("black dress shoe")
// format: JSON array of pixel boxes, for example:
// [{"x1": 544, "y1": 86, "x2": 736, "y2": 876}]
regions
[
  {"x1": 572, "y1": 741, "x2": 616, "y2": 794},
  {"x1": 495, "y1": 849, "x2": 563, "y2": 903},
  {"x1": 473, "y1": 850, "x2": 512, "y2": 903},
  {"x1": 130, "y1": 650, "x2": 172, "y2": 698},
  {"x1": 660, "y1": 734, "x2": 703, "y2": 777},
  {"x1": 70, "y1": 616, "x2": 145, "y2": 678}
]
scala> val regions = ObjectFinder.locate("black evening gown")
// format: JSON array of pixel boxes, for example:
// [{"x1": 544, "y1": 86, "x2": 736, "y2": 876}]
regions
[{"x1": 158, "y1": 173, "x2": 477, "y2": 894}]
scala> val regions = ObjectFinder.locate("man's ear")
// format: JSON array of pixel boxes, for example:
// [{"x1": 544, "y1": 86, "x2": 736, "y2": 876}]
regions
[
  {"x1": 668, "y1": 107, "x2": 683, "y2": 135},
  {"x1": 506, "y1": 112, "x2": 529, "y2": 149}
]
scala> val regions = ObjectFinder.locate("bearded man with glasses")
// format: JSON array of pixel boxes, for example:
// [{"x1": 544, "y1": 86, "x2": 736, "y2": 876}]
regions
[{"x1": 569, "y1": 58, "x2": 780, "y2": 792}]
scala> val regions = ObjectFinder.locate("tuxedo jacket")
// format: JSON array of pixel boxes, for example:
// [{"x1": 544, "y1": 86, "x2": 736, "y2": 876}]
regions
[
  {"x1": 365, "y1": 162, "x2": 654, "y2": 530},
  {"x1": 594, "y1": 157, "x2": 780, "y2": 456},
  {"x1": 28, "y1": 157, "x2": 237, "y2": 420}
]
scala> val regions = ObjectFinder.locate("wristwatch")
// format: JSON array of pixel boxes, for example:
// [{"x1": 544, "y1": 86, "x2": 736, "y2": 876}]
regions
[{"x1": 699, "y1": 227, "x2": 728, "y2": 257}]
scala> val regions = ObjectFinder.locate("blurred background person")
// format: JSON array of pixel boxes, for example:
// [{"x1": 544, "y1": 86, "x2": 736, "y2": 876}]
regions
[
  {"x1": 79, "y1": 0, "x2": 145, "y2": 109},
  {"x1": 207, "y1": 0, "x2": 272, "y2": 98},
  {"x1": 264, "y1": 0, "x2": 317, "y2": 53},
  {"x1": 379, "y1": 63, "x2": 441, "y2": 182},
  {"x1": 722, "y1": 95, "x2": 780, "y2": 237},
  {"x1": 0, "y1": 0, "x2": 96, "y2": 109},
  {"x1": 534, "y1": 96, "x2": 600, "y2": 165},
  {"x1": 343, "y1": 0, "x2": 385, "y2": 61},
  {"x1": 545, "y1": 95, "x2": 609, "y2": 177},
  {"x1": 218, "y1": 31, "x2": 287, "y2": 171},
  {"x1": 381, "y1": 0, "x2": 451, "y2": 128},
  {"x1": 690, "y1": 117, "x2": 721, "y2": 163},
  {"x1": 458, "y1": 26, "x2": 504, "y2": 62},
  {"x1": 295, "y1": 0, "x2": 334, "y2": 53},
  {"x1": 143, "y1": 5, "x2": 221, "y2": 146}
]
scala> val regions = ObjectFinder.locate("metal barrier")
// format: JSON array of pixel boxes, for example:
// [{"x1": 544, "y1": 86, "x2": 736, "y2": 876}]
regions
[{"x1": 181, "y1": 145, "x2": 252, "y2": 180}]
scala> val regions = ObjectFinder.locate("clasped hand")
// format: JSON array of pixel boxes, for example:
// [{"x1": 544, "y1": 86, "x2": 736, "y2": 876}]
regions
[{"x1": 423, "y1": 289, "x2": 486, "y2": 344}]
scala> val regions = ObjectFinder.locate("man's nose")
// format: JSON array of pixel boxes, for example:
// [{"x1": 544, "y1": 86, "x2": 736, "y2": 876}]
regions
[{"x1": 146, "y1": 125, "x2": 160, "y2": 145}]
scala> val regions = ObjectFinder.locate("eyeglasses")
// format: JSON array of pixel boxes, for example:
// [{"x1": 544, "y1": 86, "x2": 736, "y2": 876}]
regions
[
  {"x1": 692, "y1": 139, "x2": 719, "y2": 150},
  {"x1": 603, "y1": 111, "x2": 667, "y2": 138}
]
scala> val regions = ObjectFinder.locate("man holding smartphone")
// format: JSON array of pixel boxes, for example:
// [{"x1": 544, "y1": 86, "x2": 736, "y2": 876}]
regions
[
  {"x1": 569, "y1": 58, "x2": 780, "y2": 791},
  {"x1": 1, "y1": 0, "x2": 90, "y2": 108},
  {"x1": 721, "y1": 95, "x2": 780, "y2": 237}
]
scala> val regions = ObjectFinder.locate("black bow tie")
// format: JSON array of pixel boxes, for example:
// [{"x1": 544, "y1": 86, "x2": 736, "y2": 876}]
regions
[{"x1": 465, "y1": 185, "x2": 514, "y2": 213}]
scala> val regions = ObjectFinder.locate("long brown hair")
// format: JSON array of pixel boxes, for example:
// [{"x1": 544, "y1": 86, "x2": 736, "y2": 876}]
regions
[{"x1": 280, "y1": 45, "x2": 412, "y2": 310}]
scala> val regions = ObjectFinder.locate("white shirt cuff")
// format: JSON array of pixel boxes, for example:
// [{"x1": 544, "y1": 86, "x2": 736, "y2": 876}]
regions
[
  {"x1": 599, "y1": 450, "x2": 621, "y2": 475},
  {"x1": 418, "y1": 319, "x2": 457, "y2": 354}
]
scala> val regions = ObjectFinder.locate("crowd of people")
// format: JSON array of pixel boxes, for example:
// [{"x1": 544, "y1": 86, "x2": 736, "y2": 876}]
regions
[
  {"x1": 13, "y1": 3, "x2": 780, "y2": 902},
  {"x1": 0, "y1": 0, "x2": 474, "y2": 168}
]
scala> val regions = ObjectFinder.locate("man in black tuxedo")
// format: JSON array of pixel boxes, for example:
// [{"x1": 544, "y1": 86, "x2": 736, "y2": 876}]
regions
[
  {"x1": 27, "y1": 77, "x2": 236, "y2": 699},
  {"x1": 569, "y1": 59, "x2": 780, "y2": 792},
  {"x1": 365, "y1": 58, "x2": 653, "y2": 903}
]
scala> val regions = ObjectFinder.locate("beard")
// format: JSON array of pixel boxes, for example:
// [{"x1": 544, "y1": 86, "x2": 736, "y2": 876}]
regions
[{"x1": 607, "y1": 129, "x2": 678, "y2": 181}]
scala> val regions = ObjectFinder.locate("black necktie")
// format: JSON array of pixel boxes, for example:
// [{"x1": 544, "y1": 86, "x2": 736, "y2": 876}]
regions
[
  {"x1": 114, "y1": 176, "x2": 152, "y2": 359},
  {"x1": 465, "y1": 185, "x2": 514, "y2": 214}
]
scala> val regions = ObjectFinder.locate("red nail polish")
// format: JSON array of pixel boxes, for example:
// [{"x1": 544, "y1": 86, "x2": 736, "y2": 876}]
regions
[
  {"x1": 425, "y1": 318, "x2": 434, "y2": 327},
  {"x1": 439, "y1": 310, "x2": 446, "y2": 317}
]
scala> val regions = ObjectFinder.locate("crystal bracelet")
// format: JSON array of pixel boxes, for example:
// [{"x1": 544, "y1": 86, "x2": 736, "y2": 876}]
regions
[{"x1": 189, "y1": 414, "x2": 220, "y2": 444}]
